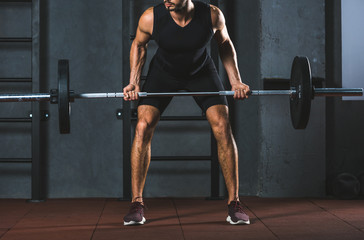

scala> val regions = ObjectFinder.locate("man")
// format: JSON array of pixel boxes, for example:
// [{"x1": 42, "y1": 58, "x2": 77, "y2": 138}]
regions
[{"x1": 123, "y1": 0, "x2": 250, "y2": 225}]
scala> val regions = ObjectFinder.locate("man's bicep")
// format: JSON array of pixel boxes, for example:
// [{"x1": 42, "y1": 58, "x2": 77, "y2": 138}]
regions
[
  {"x1": 134, "y1": 26, "x2": 151, "y2": 46},
  {"x1": 214, "y1": 26, "x2": 230, "y2": 45}
]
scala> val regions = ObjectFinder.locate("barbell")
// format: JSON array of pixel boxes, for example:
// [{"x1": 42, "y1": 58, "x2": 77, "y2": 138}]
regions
[{"x1": 0, "y1": 56, "x2": 362, "y2": 134}]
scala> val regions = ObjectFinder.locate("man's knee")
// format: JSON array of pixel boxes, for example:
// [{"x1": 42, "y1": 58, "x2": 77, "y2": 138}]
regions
[
  {"x1": 135, "y1": 118, "x2": 157, "y2": 138},
  {"x1": 211, "y1": 117, "x2": 231, "y2": 138},
  {"x1": 206, "y1": 105, "x2": 232, "y2": 137},
  {"x1": 135, "y1": 105, "x2": 160, "y2": 135}
]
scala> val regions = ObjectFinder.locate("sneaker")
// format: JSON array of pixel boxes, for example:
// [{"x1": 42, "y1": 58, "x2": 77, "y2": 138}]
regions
[
  {"x1": 226, "y1": 201, "x2": 250, "y2": 225},
  {"x1": 123, "y1": 202, "x2": 146, "y2": 226}
]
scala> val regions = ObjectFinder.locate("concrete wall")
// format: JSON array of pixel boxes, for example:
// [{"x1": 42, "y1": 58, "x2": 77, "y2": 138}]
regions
[
  {"x1": 227, "y1": 0, "x2": 326, "y2": 197},
  {"x1": 44, "y1": 0, "x2": 125, "y2": 198},
  {"x1": 258, "y1": 0, "x2": 326, "y2": 197}
]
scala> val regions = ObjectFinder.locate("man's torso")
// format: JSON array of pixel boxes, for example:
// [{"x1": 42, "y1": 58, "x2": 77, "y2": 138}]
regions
[{"x1": 151, "y1": 1, "x2": 214, "y2": 77}]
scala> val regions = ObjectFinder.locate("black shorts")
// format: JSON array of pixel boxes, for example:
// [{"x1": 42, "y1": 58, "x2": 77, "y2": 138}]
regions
[{"x1": 138, "y1": 57, "x2": 228, "y2": 114}]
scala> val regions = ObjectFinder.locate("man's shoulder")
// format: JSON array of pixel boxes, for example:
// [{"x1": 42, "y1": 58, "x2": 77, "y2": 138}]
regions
[
  {"x1": 209, "y1": 4, "x2": 221, "y2": 15},
  {"x1": 140, "y1": 7, "x2": 154, "y2": 22},
  {"x1": 209, "y1": 4, "x2": 225, "y2": 30},
  {"x1": 138, "y1": 7, "x2": 154, "y2": 35}
]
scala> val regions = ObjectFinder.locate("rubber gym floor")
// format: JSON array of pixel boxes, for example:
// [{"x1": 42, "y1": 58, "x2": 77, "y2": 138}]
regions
[{"x1": 1, "y1": 197, "x2": 364, "y2": 240}]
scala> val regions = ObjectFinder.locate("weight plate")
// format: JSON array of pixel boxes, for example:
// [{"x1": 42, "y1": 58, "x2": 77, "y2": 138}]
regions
[
  {"x1": 289, "y1": 56, "x2": 312, "y2": 129},
  {"x1": 58, "y1": 59, "x2": 71, "y2": 134}
]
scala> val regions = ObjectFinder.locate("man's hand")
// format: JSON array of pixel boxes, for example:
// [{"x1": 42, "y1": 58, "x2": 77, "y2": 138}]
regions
[
  {"x1": 231, "y1": 82, "x2": 250, "y2": 100},
  {"x1": 123, "y1": 84, "x2": 141, "y2": 101}
]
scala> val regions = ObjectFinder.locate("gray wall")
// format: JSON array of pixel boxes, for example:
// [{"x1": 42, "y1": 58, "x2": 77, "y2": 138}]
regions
[
  {"x1": 229, "y1": 0, "x2": 326, "y2": 197},
  {"x1": 0, "y1": 0, "x2": 337, "y2": 199},
  {"x1": 45, "y1": 0, "x2": 125, "y2": 197},
  {"x1": 258, "y1": 0, "x2": 326, "y2": 197},
  {"x1": 326, "y1": 0, "x2": 364, "y2": 189}
]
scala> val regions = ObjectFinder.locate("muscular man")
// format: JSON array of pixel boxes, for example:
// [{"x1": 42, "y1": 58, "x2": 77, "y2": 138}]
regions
[{"x1": 123, "y1": 0, "x2": 250, "y2": 225}]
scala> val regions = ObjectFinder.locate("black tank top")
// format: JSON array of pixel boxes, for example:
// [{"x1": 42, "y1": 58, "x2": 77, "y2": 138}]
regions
[{"x1": 152, "y1": 1, "x2": 214, "y2": 77}]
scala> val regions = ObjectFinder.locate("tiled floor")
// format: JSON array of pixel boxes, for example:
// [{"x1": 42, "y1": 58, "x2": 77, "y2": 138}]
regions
[{"x1": 0, "y1": 197, "x2": 364, "y2": 240}]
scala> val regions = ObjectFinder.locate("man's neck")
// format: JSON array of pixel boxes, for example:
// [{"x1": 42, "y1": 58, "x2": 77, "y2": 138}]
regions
[{"x1": 170, "y1": 0, "x2": 195, "y2": 24}]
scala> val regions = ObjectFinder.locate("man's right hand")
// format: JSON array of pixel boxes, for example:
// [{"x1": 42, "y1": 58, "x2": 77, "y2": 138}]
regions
[{"x1": 123, "y1": 83, "x2": 140, "y2": 101}]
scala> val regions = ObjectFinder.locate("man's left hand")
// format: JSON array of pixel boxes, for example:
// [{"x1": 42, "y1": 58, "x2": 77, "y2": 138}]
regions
[{"x1": 231, "y1": 83, "x2": 250, "y2": 100}]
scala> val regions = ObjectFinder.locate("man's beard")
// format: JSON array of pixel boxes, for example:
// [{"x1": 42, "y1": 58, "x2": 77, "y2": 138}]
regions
[{"x1": 164, "y1": 1, "x2": 179, "y2": 12}]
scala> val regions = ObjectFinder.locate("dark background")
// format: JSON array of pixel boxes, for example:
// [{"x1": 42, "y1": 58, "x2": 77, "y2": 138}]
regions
[{"x1": 0, "y1": 0, "x2": 363, "y2": 199}]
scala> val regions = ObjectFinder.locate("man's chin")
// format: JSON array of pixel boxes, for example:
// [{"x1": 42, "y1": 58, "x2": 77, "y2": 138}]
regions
[{"x1": 166, "y1": 7, "x2": 176, "y2": 11}]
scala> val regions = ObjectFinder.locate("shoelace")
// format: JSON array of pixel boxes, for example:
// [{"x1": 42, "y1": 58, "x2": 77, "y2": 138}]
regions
[
  {"x1": 129, "y1": 202, "x2": 144, "y2": 213},
  {"x1": 232, "y1": 201, "x2": 246, "y2": 213}
]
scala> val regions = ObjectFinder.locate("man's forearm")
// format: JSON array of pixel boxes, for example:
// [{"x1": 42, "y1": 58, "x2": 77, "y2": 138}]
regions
[
  {"x1": 218, "y1": 40, "x2": 243, "y2": 86},
  {"x1": 129, "y1": 41, "x2": 147, "y2": 86}
]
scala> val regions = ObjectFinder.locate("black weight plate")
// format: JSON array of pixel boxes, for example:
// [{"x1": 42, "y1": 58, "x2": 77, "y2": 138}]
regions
[
  {"x1": 289, "y1": 56, "x2": 312, "y2": 129},
  {"x1": 58, "y1": 59, "x2": 71, "y2": 134}
]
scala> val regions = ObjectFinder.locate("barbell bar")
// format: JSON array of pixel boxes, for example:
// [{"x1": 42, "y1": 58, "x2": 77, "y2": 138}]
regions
[
  {"x1": 0, "y1": 89, "x2": 361, "y2": 101},
  {"x1": 0, "y1": 90, "x2": 296, "y2": 101},
  {"x1": 0, "y1": 56, "x2": 362, "y2": 133},
  {"x1": 0, "y1": 88, "x2": 362, "y2": 102},
  {"x1": 0, "y1": 88, "x2": 363, "y2": 102}
]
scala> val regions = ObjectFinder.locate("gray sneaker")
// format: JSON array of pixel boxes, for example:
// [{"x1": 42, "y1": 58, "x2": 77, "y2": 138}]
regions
[
  {"x1": 226, "y1": 201, "x2": 250, "y2": 225},
  {"x1": 123, "y1": 202, "x2": 146, "y2": 226}
]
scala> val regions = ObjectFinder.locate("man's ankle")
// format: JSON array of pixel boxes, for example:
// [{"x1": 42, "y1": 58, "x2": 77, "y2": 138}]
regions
[
  {"x1": 227, "y1": 197, "x2": 240, "y2": 205},
  {"x1": 132, "y1": 196, "x2": 144, "y2": 204}
]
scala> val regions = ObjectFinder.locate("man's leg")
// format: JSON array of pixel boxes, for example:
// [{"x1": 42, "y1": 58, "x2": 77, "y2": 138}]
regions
[
  {"x1": 205, "y1": 104, "x2": 239, "y2": 204},
  {"x1": 124, "y1": 105, "x2": 160, "y2": 226},
  {"x1": 206, "y1": 104, "x2": 250, "y2": 225},
  {"x1": 131, "y1": 105, "x2": 160, "y2": 203}
]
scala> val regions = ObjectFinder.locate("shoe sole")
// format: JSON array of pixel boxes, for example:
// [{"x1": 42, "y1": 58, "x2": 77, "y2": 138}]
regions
[
  {"x1": 124, "y1": 217, "x2": 146, "y2": 226},
  {"x1": 226, "y1": 216, "x2": 250, "y2": 225}
]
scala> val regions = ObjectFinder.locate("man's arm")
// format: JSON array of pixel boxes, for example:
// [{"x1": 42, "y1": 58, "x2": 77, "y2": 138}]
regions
[
  {"x1": 124, "y1": 7, "x2": 153, "y2": 101},
  {"x1": 211, "y1": 5, "x2": 250, "y2": 100}
]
